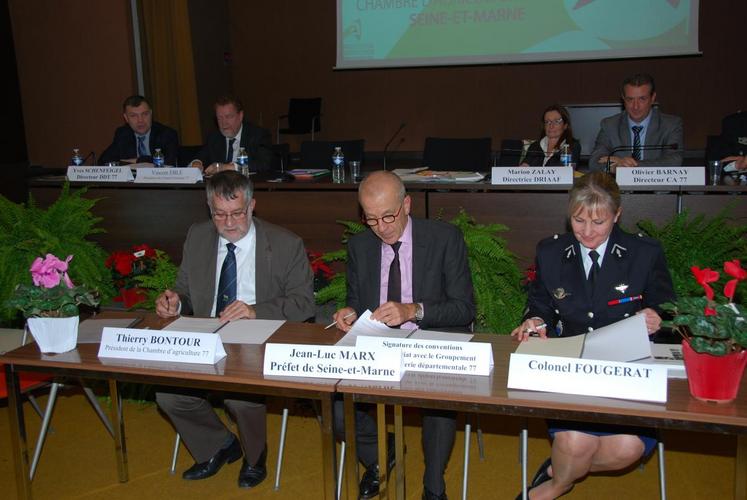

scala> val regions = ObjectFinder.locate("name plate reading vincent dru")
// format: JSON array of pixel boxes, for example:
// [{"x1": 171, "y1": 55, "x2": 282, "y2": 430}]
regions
[
  {"x1": 67, "y1": 166, "x2": 134, "y2": 183},
  {"x1": 507, "y1": 353, "x2": 667, "y2": 403},
  {"x1": 263, "y1": 343, "x2": 403, "y2": 381},
  {"x1": 135, "y1": 167, "x2": 203, "y2": 184},
  {"x1": 491, "y1": 166, "x2": 573, "y2": 185},
  {"x1": 356, "y1": 336, "x2": 494, "y2": 376},
  {"x1": 98, "y1": 327, "x2": 227, "y2": 365},
  {"x1": 615, "y1": 166, "x2": 705, "y2": 186}
]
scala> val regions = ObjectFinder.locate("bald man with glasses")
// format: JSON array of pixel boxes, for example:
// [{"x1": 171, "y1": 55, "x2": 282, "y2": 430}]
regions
[{"x1": 155, "y1": 170, "x2": 314, "y2": 490}]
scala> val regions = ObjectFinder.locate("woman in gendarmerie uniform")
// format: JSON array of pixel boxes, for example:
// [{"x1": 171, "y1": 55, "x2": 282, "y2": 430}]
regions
[{"x1": 511, "y1": 171, "x2": 675, "y2": 499}]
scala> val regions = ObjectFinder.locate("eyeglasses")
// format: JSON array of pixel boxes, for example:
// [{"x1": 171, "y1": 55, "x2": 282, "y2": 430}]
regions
[
  {"x1": 544, "y1": 118, "x2": 564, "y2": 126},
  {"x1": 363, "y1": 203, "x2": 403, "y2": 226},
  {"x1": 212, "y1": 206, "x2": 249, "y2": 221}
]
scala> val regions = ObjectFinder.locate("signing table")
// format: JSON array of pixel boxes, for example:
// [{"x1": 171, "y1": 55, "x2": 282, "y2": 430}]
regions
[
  {"x1": 338, "y1": 335, "x2": 747, "y2": 500},
  {"x1": 1, "y1": 313, "x2": 345, "y2": 500}
]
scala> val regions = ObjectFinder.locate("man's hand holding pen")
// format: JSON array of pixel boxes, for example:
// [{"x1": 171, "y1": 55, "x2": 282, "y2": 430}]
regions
[
  {"x1": 331, "y1": 307, "x2": 357, "y2": 332},
  {"x1": 155, "y1": 289, "x2": 180, "y2": 318},
  {"x1": 510, "y1": 317, "x2": 547, "y2": 342}
]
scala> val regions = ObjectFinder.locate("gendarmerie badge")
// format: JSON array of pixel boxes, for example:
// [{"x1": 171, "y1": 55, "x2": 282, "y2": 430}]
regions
[
  {"x1": 553, "y1": 288, "x2": 570, "y2": 300},
  {"x1": 614, "y1": 283, "x2": 629, "y2": 294}
]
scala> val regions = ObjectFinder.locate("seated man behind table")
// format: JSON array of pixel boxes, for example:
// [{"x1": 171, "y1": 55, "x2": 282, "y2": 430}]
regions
[
  {"x1": 99, "y1": 95, "x2": 179, "y2": 166},
  {"x1": 521, "y1": 104, "x2": 582, "y2": 167},
  {"x1": 190, "y1": 95, "x2": 273, "y2": 176},
  {"x1": 511, "y1": 171, "x2": 675, "y2": 499},
  {"x1": 333, "y1": 170, "x2": 475, "y2": 500},
  {"x1": 588, "y1": 73, "x2": 683, "y2": 172},
  {"x1": 154, "y1": 170, "x2": 314, "y2": 489},
  {"x1": 714, "y1": 110, "x2": 747, "y2": 177}
]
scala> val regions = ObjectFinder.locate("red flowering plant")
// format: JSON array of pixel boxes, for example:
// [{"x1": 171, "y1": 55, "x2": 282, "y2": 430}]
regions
[
  {"x1": 105, "y1": 244, "x2": 159, "y2": 308},
  {"x1": 307, "y1": 250, "x2": 335, "y2": 293},
  {"x1": 661, "y1": 260, "x2": 747, "y2": 356}
]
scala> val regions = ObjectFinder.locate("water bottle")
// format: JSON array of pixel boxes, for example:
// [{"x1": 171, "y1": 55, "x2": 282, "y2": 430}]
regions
[
  {"x1": 236, "y1": 147, "x2": 249, "y2": 176},
  {"x1": 560, "y1": 144, "x2": 572, "y2": 167},
  {"x1": 71, "y1": 148, "x2": 84, "y2": 166},
  {"x1": 332, "y1": 146, "x2": 345, "y2": 183},
  {"x1": 152, "y1": 148, "x2": 164, "y2": 167}
]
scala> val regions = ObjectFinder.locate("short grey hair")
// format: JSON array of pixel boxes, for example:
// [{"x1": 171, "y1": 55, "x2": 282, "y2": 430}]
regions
[{"x1": 206, "y1": 170, "x2": 253, "y2": 209}]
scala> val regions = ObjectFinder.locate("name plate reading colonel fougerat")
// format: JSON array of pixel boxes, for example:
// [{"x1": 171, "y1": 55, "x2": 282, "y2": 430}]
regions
[
  {"x1": 67, "y1": 166, "x2": 134, "y2": 182},
  {"x1": 135, "y1": 167, "x2": 203, "y2": 184},
  {"x1": 263, "y1": 343, "x2": 403, "y2": 381},
  {"x1": 615, "y1": 166, "x2": 705, "y2": 186},
  {"x1": 491, "y1": 166, "x2": 573, "y2": 185},
  {"x1": 355, "y1": 336, "x2": 494, "y2": 376},
  {"x1": 507, "y1": 353, "x2": 667, "y2": 403},
  {"x1": 98, "y1": 327, "x2": 227, "y2": 365}
]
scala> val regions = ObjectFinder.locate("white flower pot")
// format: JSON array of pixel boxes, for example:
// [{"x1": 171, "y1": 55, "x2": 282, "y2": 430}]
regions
[{"x1": 27, "y1": 316, "x2": 79, "y2": 354}]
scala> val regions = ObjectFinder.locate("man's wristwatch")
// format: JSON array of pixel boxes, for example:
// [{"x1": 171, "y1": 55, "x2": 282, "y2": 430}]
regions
[{"x1": 414, "y1": 303, "x2": 424, "y2": 323}]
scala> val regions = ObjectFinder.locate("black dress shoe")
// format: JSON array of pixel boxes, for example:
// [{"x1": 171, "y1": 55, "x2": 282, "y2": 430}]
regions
[
  {"x1": 359, "y1": 464, "x2": 381, "y2": 499},
  {"x1": 182, "y1": 435, "x2": 242, "y2": 480},
  {"x1": 238, "y1": 445, "x2": 267, "y2": 488},
  {"x1": 515, "y1": 457, "x2": 552, "y2": 500},
  {"x1": 422, "y1": 487, "x2": 448, "y2": 500}
]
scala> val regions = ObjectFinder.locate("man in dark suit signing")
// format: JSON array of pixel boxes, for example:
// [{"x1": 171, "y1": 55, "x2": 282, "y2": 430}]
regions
[
  {"x1": 190, "y1": 95, "x2": 273, "y2": 175},
  {"x1": 99, "y1": 95, "x2": 179, "y2": 166},
  {"x1": 588, "y1": 73, "x2": 683, "y2": 172},
  {"x1": 154, "y1": 170, "x2": 314, "y2": 489},
  {"x1": 333, "y1": 170, "x2": 475, "y2": 500}
]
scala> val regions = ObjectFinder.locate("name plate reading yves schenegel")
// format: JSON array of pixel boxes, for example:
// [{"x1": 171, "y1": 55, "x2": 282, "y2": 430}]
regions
[
  {"x1": 507, "y1": 353, "x2": 667, "y2": 403},
  {"x1": 356, "y1": 336, "x2": 494, "y2": 376},
  {"x1": 615, "y1": 166, "x2": 705, "y2": 186},
  {"x1": 135, "y1": 167, "x2": 203, "y2": 184},
  {"x1": 263, "y1": 343, "x2": 403, "y2": 381},
  {"x1": 67, "y1": 166, "x2": 134, "y2": 182},
  {"x1": 98, "y1": 327, "x2": 227, "y2": 365},
  {"x1": 491, "y1": 166, "x2": 573, "y2": 185}
]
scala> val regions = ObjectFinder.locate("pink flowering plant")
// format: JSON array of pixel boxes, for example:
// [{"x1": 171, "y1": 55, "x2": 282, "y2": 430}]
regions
[
  {"x1": 661, "y1": 260, "x2": 747, "y2": 356},
  {"x1": 6, "y1": 254, "x2": 99, "y2": 318}
]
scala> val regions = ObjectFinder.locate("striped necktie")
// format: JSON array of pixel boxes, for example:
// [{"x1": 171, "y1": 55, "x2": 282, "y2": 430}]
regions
[
  {"x1": 216, "y1": 243, "x2": 237, "y2": 314},
  {"x1": 632, "y1": 126, "x2": 643, "y2": 161}
]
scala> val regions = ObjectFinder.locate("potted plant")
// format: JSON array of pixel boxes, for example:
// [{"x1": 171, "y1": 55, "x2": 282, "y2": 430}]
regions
[
  {"x1": 661, "y1": 260, "x2": 747, "y2": 403},
  {"x1": 6, "y1": 254, "x2": 99, "y2": 353},
  {"x1": 105, "y1": 244, "x2": 177, "y2": 309}
]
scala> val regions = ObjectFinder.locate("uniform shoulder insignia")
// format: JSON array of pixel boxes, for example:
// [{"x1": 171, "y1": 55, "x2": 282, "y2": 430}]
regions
[
  {"x1": 553, "y1": 234, "x2": 559, "y2": 240},
  {"x1": 610, "y1": 243, "x2": 627, "y2": 258},
  {"x1": 638, "y1": 233, "x2": 644, "y2": 237},
  {"x1": 564, "y1": 244, "x2": 576, "y2": 259}
]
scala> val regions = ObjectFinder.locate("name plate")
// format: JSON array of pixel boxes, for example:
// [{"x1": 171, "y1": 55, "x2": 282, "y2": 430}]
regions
[
  {"x1": 263, "y1": 343, "x2": 403, "y2": 381},
  {"x1": 98, "y1": 327, "x2": 227, "y2": 365},
  {"x1": 356, "y1": 336, "x2": 494, "y2": 376},
  {"x1": 67, "y1": 166, "x2": 134, "y2": 182},
  {"x1": 616, "y1": 166, "x2": 705, "y2": 186},
  {"x1": 491, "y1": 166, "x2": 573, "y2": 185},
  {"x1": 135, "y1": 167, "x2": 203, "y2": 184},
  {"x1": 507, "y1": 353, "x2": 667, "y2": 403}
]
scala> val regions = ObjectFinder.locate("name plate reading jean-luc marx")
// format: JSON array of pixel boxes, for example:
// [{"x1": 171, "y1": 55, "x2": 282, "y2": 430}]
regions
[
  {"x1": 134, "y1": 167, "x2": 203, "y2": 184},
  {"x1": 615, "y1": 166, "x2": 705, "y2": 186},
  {"x1": 507, "y1": 353, "x2": 668, "y2": 403},
  {"x1": 263, "y1": 343, "x2": 403, "y2": 381},
  {"x1": 98, "y1": 327, "x2": 227, "y2": 365},
  {"x1": 67, "y1": 166, "x2": 134, "y2": 182},
  {"x1": 491, "y1": 166, "x2": 573, "y2": 185}
]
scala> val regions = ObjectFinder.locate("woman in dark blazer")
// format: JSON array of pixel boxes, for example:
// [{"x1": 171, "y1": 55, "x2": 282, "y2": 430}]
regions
[
  {"x1": 522, "y1": 104, "x2": 581, "y2": 167},
  {"x1": 511, "y1": 172, "x2": 675, "y2": 499}
]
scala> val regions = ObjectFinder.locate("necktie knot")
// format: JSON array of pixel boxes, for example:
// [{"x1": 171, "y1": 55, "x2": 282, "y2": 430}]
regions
[
  {"x1": 632, "y1": 125, "x2": 643, "y2": 134},
  {"x1": 589, "y1": 249, "x2": 599, "y2": 264},
  {"x1": 390, "y1": 241, "x2": 402, "y2": 254},
  {"x1": 227, "y1": 242, "x2": 236, "y2": 253}
]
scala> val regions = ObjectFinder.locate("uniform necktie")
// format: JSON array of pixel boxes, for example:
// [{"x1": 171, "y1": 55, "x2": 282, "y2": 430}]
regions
[
  {"x1": 387, "y1": 242, "x2": 402, "y2": 303},
  {"x1": 588, "y1": 249, "x2": 600, "y2": 291},
  {"x1": 216, "y1": 243, "x2": 237, "y2": 315},
  {"x1": 137, "y1": 135, "x2": 147, "y2": 158},
  {"x1": 632, "y1": 126, "x2": 643, "y2": 161},
  {"x1": 226, "y1": 138, "x2": 236, "y2": 163}
]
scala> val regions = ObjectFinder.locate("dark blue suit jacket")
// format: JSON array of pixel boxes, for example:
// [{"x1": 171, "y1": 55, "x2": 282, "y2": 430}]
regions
[
  {"x1": 197, "y1": 122, "x2": 273, "y2": 173},
  {"x1": 99, "y1": 121, "x2": 179, "y2": 165}
]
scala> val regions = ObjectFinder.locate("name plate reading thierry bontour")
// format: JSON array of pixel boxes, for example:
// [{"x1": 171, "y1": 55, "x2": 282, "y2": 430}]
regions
[
  {"x1": 491, "y1": 166, "x2": 573, "y2": 185},
  {"x1": 356, "y1": 336, "x2": 494, "y2": 376},
  {"x1": 615, "y1": 166, "x2": 705, "y2": 186},
  {"x1": 507, "y1": 353, "x2": 667, "y2": 403},
  {"x1": 135, "y1": 167, "x2": 203, "y2": 184},
  {"x1": 98, "y1": 327, "x2": 227, "y2": 365},
  {"x1": 67, "y1": 166, "x2": 134, "y2": 182},
  {"x1": 263, "y1": 343, "x2": 403, "y2": 381}
]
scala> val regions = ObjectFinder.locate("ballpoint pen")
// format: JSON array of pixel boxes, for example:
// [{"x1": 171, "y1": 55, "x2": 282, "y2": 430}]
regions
[
  {"x1": 324, "y1": 312, "x2": 355, "y2": 330},
  {"x1": 523, "y1": 323, "x2": 547, "y2": 336}
]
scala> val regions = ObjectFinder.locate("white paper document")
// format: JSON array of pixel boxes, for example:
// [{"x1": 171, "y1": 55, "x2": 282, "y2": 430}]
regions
[
  {"x1": 581, "y1": 314, "x2": 651, "y2": 362},
  {"x1": 163, "y1": 317, "x2": 223, "y2": 334},
  {"x1": 215, "y1": 319, "x2": 285, "y2": 344},
  {"x1": 409, "y1": 330, "x2": 474, "y2": 342},
  {"x1": 514, "y1": 334, "x2": 585, "y2": 358},
  {"x1": 336, "y1": 310, "x2": 413, "y2": 347},
  {"x1": 78, "y1": 317, "x2": 143, "y2": 343}
]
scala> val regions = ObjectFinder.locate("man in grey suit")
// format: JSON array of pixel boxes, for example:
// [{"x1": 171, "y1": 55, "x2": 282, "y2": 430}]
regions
[
  {"x1": 589, "y1": 73, "x2": 683, "y2": 172},
  {"x1": 333, "y1": 171, "x2": 475, "y2": 500},
  {"x1": 155, "y1": 170, "x2": 314, "y2": 489}
]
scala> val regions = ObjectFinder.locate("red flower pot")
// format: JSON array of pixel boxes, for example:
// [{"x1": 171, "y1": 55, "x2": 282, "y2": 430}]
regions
[{"x1": 682, "y1": 340, "x2": 747, "y2": 403}]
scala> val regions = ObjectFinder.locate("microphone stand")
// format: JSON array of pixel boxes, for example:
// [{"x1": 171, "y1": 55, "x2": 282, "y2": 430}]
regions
[
  {"x1": 605, "y1": 143, "x2": 678, "y2": 173},
  {"x1": 383, "y1": 123, "x2": 406, "y2": 170}
]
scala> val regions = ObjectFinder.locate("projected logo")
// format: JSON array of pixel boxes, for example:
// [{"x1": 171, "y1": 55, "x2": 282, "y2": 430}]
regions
[{"x1": 344, "y1": 19, "x2": 361, "y2": 41}]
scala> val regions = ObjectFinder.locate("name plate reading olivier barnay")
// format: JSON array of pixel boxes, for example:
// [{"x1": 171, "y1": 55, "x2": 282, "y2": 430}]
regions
[
  {"x1": 507, "y1": 353, "x2": 667, "y2": 403},
  {"x1": 355, "y1": 336, "x2": 494, "y2": 376},
  {"x1": 98, "y1": 327, "x2": 227, "y2": 365},
  {"x1": 615, "y1": 166, "x2": 705, "y2": 186},
  {"x1": 491, "y1": 166, "x2": 573, "y2": 185},
  {"x1": 134, "y1": 167, "x2": 203, "y2": 184},
  {"x1": 263, "y1": 343, "x2": 403, "y2": 381},
  {"x1": 67, "y1": 166, "x2": 134, "y2": 182}
]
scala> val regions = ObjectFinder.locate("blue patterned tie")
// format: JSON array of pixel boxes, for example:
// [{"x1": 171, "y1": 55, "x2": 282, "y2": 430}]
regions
[
  {"x1": 137, "y1": 135, "x2": 147, "y2": 158},
  {"x1": 216, "y1": 243, "x2": 237, "y2": 315},
  {"x1": 226, "y1": 138, "x2": 236, "y2": 163},
  {"x1": 632, "y1": 126, "x2": 643, "y2": 161}
]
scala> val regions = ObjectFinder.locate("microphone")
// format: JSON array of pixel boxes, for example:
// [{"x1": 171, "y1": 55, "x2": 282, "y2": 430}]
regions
[
  {"x1": 605, "y1": 143, "x2": 678, "y2": 173},
  {"x1": 82, "y1": 151, "x2": 95, "y2": 165},
  {"x1": 383, "y1": 123, "x2": 406, "y2": 170}
]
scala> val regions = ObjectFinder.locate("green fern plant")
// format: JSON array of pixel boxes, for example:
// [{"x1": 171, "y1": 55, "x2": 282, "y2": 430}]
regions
[
  {"x1": 0, "y1": 183, "x2": 114, "y2": 325},
  {"x1": 132, "y1": 250, "x2": 179, "y2": 310}
]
